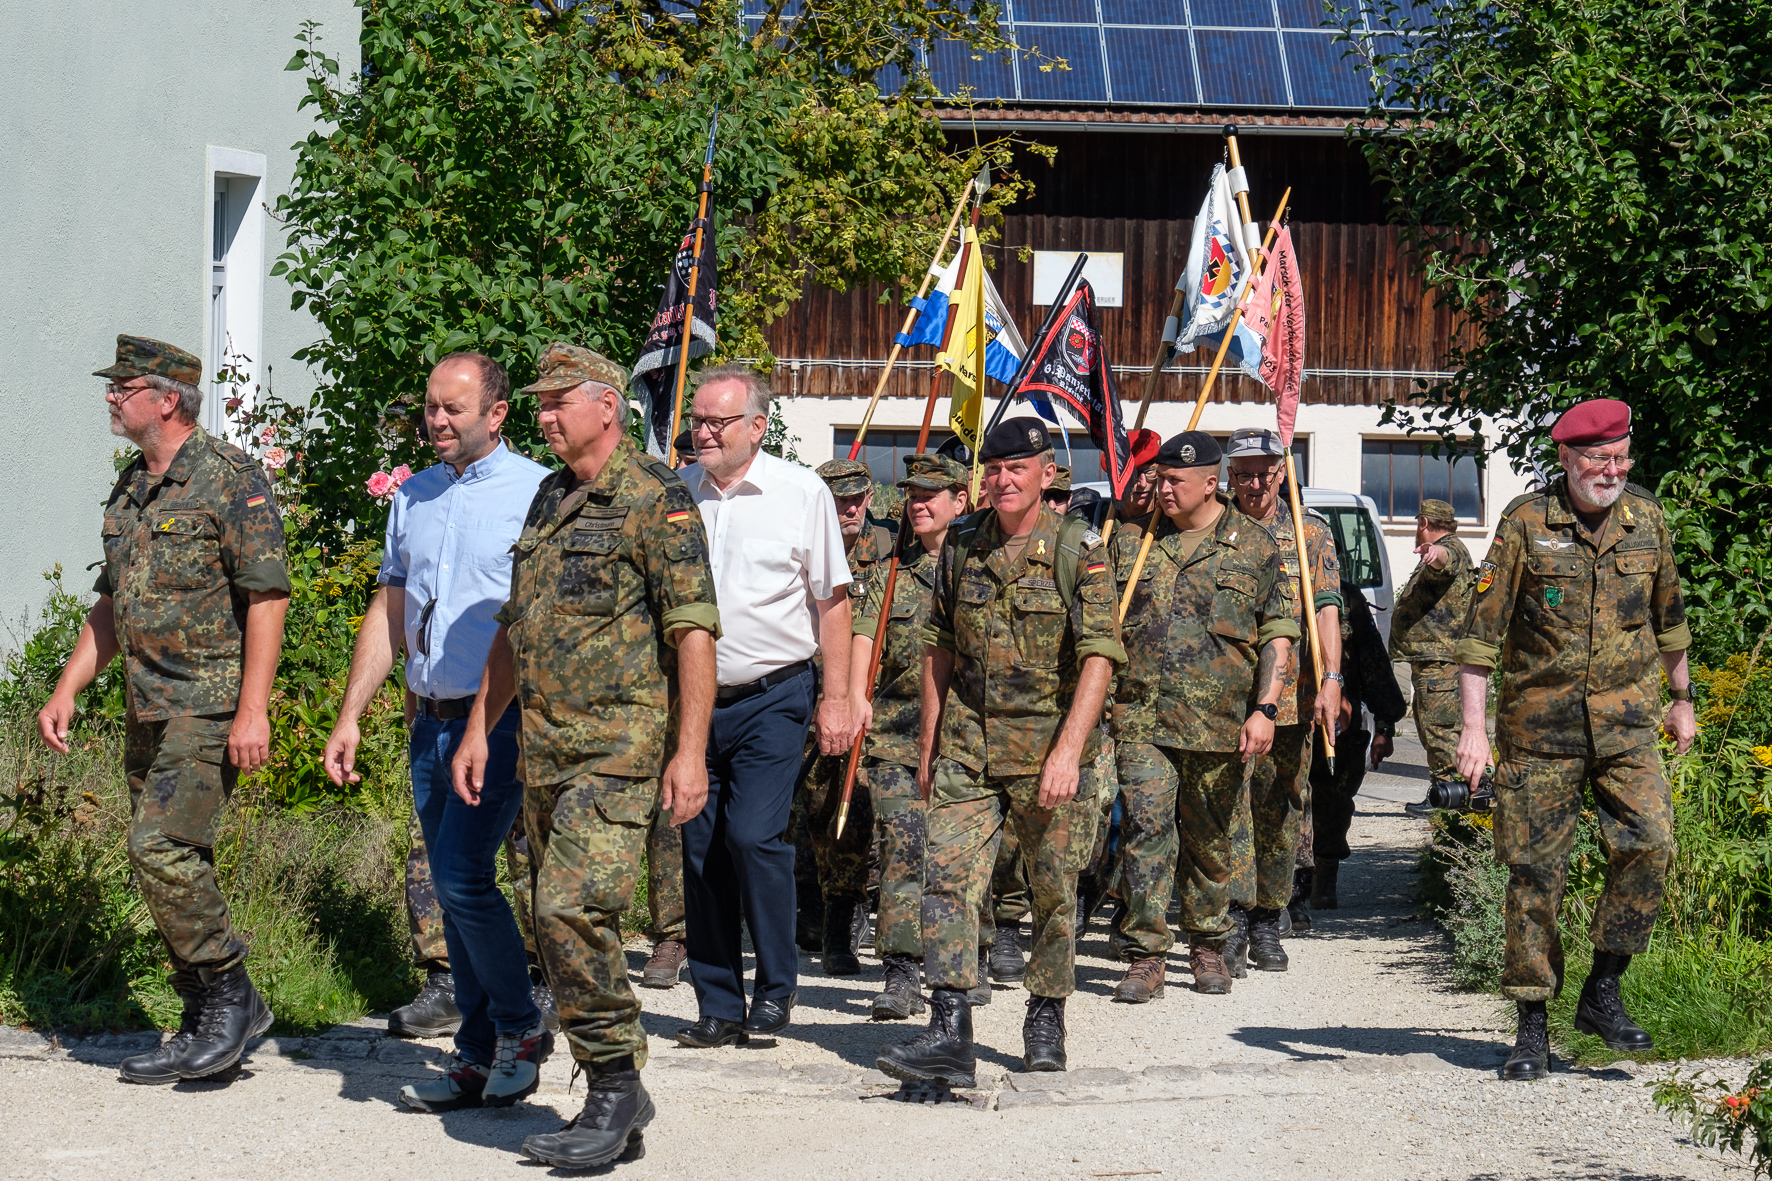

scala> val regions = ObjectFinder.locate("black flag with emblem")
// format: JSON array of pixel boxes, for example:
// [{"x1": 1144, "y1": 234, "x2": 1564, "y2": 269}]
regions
[
  {"x1": 1010, "y1": 281, "x2": 1133, "y2": 499},
  {"x1": 631, "y1": 213, "x2": 718, "y2": 455}
]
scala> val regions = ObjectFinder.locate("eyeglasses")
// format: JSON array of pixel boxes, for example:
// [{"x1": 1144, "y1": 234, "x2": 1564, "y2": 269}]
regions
[
  {"x1": 1572, "y1": 450, "x2": 1634, "y2": 472},
  {"x1": 1230, "y1": 469, "x2": 1282, "y2": 486},
  {"x1": 689, "y1": 413, "x2": 749, "y2": 436},
  {"x1": 416, "y1": 598, "x2": 438, "y2": 656},
  {"x1": 105, "y1": 381, "x2": 154, "y2": 403}
]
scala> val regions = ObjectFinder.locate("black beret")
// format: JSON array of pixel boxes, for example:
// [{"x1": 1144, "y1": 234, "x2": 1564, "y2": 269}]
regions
[
  {"x1": 936, "y1": 435, "x2": 972, "y2": 466},
  {"x1": 979, "y1": 416, "x2": 1052, "y2": 462},
  {"x1": 1154, "y1": 430, "x2": 1222, "y2": 469}
]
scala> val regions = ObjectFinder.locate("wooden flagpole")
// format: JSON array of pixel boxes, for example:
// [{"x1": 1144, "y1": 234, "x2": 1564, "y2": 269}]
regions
[
  {"x1": 665, "y1": 111, "x2": 719, "y2": 469},
  {"x1": 847, "y1": 183, "x2": 975, "y2": 460}
]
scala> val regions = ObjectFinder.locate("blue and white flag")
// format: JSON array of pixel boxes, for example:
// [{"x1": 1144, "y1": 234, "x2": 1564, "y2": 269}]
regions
[
  {"x1": 1175, "y1": 163, "x2": 1260, "y2": 366},
  {"x1": 902, "y1": 246, "x2": 1026, "y2": 384}
]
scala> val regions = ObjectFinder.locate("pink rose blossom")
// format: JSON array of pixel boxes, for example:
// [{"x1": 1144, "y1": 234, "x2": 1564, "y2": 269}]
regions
[
  {"x1": 262, "y1": 447, "x2": 289, "y2": 471},
  {"x1": 259, "y1": 425, "x2": 277, "y2": 445},
  {"x1": 366, "y1": 471, "x2": 394, "y2": 498},
  {"x1": 225, "y1": 397, "x2": 243, "y2": 413},
  {"x1": 391, "y1": 464, "x2": 413, "y2": 486}
]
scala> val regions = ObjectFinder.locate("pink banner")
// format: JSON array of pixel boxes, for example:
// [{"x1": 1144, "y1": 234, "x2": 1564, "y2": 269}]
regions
[{"x1": 1260, "y1": 225, "x2": 1307, "y2": 447}]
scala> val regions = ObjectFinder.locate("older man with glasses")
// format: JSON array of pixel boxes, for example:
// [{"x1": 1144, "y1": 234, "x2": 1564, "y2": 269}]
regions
[
  {"x1": 322, "y1": 352, "x2": 552, "y2": 1112},
  {"x1": 673, "y1": 365, "x2": 858, "y2": 1050},
  {"x1": 1453, "y1": 398, "x2": 1694, "y2": 1081}
]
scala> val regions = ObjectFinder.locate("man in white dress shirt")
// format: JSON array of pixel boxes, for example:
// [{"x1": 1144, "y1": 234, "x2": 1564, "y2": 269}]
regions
[{"x1": 672, "y1": 365, "x2": 858, "y2": 1047}]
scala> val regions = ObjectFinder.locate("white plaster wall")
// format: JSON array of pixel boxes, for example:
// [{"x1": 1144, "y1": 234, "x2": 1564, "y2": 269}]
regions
[
  {"x1": 0, "y1": 0, "x2": 361, "y2": 637},
  {"x1": 774, "y1": 393, "x2": 1535, "y2": 583}
]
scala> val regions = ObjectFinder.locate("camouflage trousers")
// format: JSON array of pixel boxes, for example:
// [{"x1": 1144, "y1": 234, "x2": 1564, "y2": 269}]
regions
[
  {"x1": 1127, "y1": 745, "x2": 1245, "y2": 946},
  {"x1": 523, "y1": 774, "x2": 657, "y2": 1066},
  {"x1": 645, "y1": 806, "x2": 687, "y2": 944},
  {"x1": 1231, "y1": 723, "x2": 1310, "y2": 910},
  {"x1": 1411, "y1": 662, "x2": 1463, "y2": 780},
  {"x1": 125, "y1": 713, "x2": 246, "y2": 971},
  {"x1": 988, "y1": 818, "x2": 1031, "y2": 927},
  {"x1": 868, "y1": 760, "x2": 926, "y2": 959},
  {"x1": 1493, "y1": 742, "x2": 1673, "y2": 1002},
  {"x1": 1301, "y1": 728, "x2": 1371, "y2": 866},
  {"x1": 922, "y1": 759, "x2": 1087, "y2": 997},
  {"x1": 1077, "y1": 737, "x2": 1119, "y2": 886},
  {"x1": 405, "y1": 806, "x2": 450, "y2": 969},
  {"x1": 799, "y1": 747, "x2": 874, "y2": 903}
]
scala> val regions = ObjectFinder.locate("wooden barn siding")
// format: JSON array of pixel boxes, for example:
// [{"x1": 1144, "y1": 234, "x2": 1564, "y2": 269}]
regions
[{"x1": 760, "y1": 218, "x2": 1472, "y2": 408}]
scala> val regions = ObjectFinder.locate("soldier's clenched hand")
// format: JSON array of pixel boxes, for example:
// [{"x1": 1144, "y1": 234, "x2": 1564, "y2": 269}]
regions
[
  {"x1": 661, "y1": 749, "x2": 709, "y2": 826},
  {"x1": 1037, "y1": 752, "x2": 1081, "y2": 808},
  {"x1": 1663, "y1": 699, "x2": 1696, "y2": 754},
  {"x1": 228, "y1": 711, "x2": 272, "y2": 775},
  {"x1": 1239, "y1": 712, "x2": 1275, "y2": 761},
  {"x1": 38, "y1": 693, "x2": 76, "y2": 755}
]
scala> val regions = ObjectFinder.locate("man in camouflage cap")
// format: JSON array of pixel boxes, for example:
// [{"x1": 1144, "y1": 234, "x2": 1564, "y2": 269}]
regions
[
  {"x1": 793, "y1": 458, "x2": 899, "y2": 975},
  {"x1": 1388, "y1": 498, "x2": 1476, "y2": 818},
  {"x1": 452, "y1": 343, "x2": 721, "y2": 1167},
  {"x1": 1108, "y1": 432, "x2": 1297, "y2": 1000},
  {"x1": 850, "y1": 452, "x2": 970, "y2": 1019},
  {"x1": 1454, "y1": 398, "x2": 1694, "y2": 1081},
  {"x1": 1042, "y1": 465, "x2": 1073, "y2": 513},
  {"x1": 41, "y1": 335, "x2": 289, "y2": 1084},
  {"x1": 877, "y1": 417, "x2": 1125, "y2": 1085}
]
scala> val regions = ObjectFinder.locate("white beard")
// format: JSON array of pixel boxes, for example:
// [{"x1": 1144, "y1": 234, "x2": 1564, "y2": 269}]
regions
[{"x1": 1571, "y1": 469, "x2": 1626, "y2": 508}]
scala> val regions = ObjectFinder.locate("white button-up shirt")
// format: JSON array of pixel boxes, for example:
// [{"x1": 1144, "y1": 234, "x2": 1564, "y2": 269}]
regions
[
  {"x1": 378, "y1": 442, "x2": 550, "y2": 700},
  {"x1": 683, "y1": 448, "x2": 851, "y2": 686}
]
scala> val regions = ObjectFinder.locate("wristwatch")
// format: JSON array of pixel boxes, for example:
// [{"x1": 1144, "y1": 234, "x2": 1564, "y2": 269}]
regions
[
  {"x1": 1669, "y1": 685, "x2": 1692, "y2": 702},
  {"x1": 1323, "y1": 672, "x2": 1345, "y2": 685},
  {"x1": 1250, "y1": 702, "x2": 1279, "y2": 721},
  {"x1": 1375, "y1": 719, "x2": 1396, "y2": 738}
]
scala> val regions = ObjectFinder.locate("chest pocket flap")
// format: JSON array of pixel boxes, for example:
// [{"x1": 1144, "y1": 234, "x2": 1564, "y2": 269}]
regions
[
  {"x1": 957, "y1": 579, "x2": 992, "y2": 606},
  {"x1": 1527, "y1": 554, "x2": 1580, "y2": 577},
  {"x1": 152, "y1": 511, "x2": 215, "y2": 537},
  {"x1": 1615, "y1": 550, "x2": 1657, "y2": 575},
  {"x1": 1209, "y1": 567, "x2": 1261, "y2": 644},
  {"x1": 564, "y1": 528, "x2": 622, "y2": 556}
]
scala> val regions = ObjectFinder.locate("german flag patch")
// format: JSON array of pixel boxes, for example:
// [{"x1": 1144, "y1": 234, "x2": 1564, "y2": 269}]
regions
[
  {"x1": 1086, "y1": 560, "x2": 1107, "y2": 576},
  {"x1": 666, "y1": 509, "x2": 692, "y2": 523},
  {"x1": 246, "y1": 494, "x2": 267, "y2": 509}
]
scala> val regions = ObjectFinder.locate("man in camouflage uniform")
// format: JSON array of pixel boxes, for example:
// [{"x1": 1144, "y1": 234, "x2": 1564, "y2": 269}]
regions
[
  {"x1": 1108, "y1": 432, "x2": 1298, "y2": 1001},
  {"x1": 1294, "y1": 576, "x2": 1407, "y2": 924},
  {"x1": 1389, "y1": 498, "x2": 1477, "y2": 817},
  {"x1": 850, "y1": 453, "x2": 970, "y2": 1019},
  {"x1": 41, "y1": 336, "x2": 288, "y2": 1085},
  {"x1": 452, "y1": 344, "x2": 720, "y2": 1167},
  {"x1": 637, "y1": 811, "x2": 689, "y2": 987},
  {"x1": 1454, "y1": 398, "x2": 1694, "y2": 1082},
  {"x1": 792, "y1": 457, "x2": 895, "y2": 974},
  {"x1": 877, "y1": 418, "x2": 1124, "y2": 1085},
  {"x1": 1224, "y1": 428, "x2": 1341, "y2": 975},
  {"x1": 1041, "y1": 464, "x2": 1073, "y2": 513}
]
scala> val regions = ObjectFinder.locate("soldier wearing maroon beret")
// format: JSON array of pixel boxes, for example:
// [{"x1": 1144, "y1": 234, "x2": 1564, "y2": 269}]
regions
[{"x1": 1452, "y1": 397, "x2": 1695, "y2": 1081}]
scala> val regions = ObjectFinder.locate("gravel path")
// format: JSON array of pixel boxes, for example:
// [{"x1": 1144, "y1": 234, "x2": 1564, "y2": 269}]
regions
[{"x1": 1, "y1": 726, "x2": 1745, "y2": 1180}]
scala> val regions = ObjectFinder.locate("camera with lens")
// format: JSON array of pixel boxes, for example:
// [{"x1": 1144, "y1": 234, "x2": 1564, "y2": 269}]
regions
[{"x1": 1426, "y1": 772, "x2": 1496, "y2": 814}]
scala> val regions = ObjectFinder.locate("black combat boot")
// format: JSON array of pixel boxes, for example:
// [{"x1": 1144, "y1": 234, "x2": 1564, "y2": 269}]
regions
[
  {"x1": 166, "y1": 963, "x2": 274, "y2": 1079},
  {"x1": 990, "y1": 922, "x2": 1027, "y2": 983},
  {"x1": 119, "y1": 969, "x2": 203, "y2": 1085},
  {"x1": 821, "y1": 896, "x2": 862, "y2": 976},
  {"x1": 1104, "y1": 899, "x2": 1132, "y2": 963},
  {"x1": 853, "y1": 901, "x2": 875, "y2": 951},
  {"x1": 1248, "y1": 907, "x2": 1290, "y2": 971},
  {"x1": 1075, "y1": 875, "x2": 1102, "y2": 940},
  {"x1": 1575, "y1": 951, "x2": 1653, "y2": 1053},
  {"x1": 967, "y1": 946, "x2": 993, "y2": 1006},
  {"x1": 1022, "y1": 995, "x2": 1067, "y2": 1072},
  {"x1": 389, "y1": 968, "x2": 461, "y2": 1039},
  {"x1": 871, "y1": 954, "x2": 927, "y2": 1020},
  {"x1": 1502, "y1": 1000, "x2": 1550, "y2": 1081},
  {"x1": 877, "y1": 987, "x2": 976, "y2": 1088},
  {"x1": 1223, "y1": 905, "x2": 1251, "y2": 979},
  {"x1": 1287, "y1": 868, "x2": 1313, "y2": 933},
  {"x1": 1311, "y1": 859, "x2": 1341, "y2": 910},
  {"x1": 795, "y1": 888, "x2": 825, "y2": 953},
  {"x1": 520, "y1": 1056, "x2": 653, "y2": 1169}
]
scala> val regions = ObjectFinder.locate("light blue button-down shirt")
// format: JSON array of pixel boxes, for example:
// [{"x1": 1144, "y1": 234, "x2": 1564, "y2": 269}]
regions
[{"x1": 378, "y1": 442, "x2": 550, "y2": 700}]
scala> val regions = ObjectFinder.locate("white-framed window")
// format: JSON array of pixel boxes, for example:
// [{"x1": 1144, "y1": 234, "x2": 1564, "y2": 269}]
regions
[
  {"x1": 205, "y1": 148, "x2": 267, "y2": 438},
  {"x1": 1361, "y1": 437, "x2": 1484, "y2": 524}
]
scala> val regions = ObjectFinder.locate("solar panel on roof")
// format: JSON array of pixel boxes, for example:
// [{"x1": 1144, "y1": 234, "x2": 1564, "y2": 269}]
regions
[
  {"x1": 1194, "y1": 29, "x2": 1289, "y2": 105},
  {"x1": 1016, "y1": 24, "x2": 1109, "y2": 102},
  {"x1": 1283, "y1": 32, "x2": 1372, "y2": 106},
  {"x1": 1191, "y1": 0, "x2": 1279, "y2": 28},
  {"x1": 1098, "y1": 0, "x2": 1183, "y2": 21},
  {"x1": 1102, "y1": 26, "x2": 1198, "y2": 103},
  {"x1": 1276, "y1": 0, "x2": 1334, "y2": 27},
  {"x1": 928, "y1": 38, "x2": 1018, "y2": 97},
  {"x1": 1013, "y1": 0, "x2": 1101, "y2": 21}
]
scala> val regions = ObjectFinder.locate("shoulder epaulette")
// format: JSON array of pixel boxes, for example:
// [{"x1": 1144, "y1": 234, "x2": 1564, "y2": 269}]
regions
[
  {"x1": 1303, "y1": 506, "x2": 1331, "y2": 526},
  {"x1": 1625, "y1": 482, "x2": 1662, "y2": 506},
  {"x1": 1500, "y1": 489, "x2": 1545, "y2": 520},
  {"x1": 638, "y1": 456, "x2": 687, "y2": 490},
  {"x1": 206, "y1": 435, "x2": 257, "y2": 473}
]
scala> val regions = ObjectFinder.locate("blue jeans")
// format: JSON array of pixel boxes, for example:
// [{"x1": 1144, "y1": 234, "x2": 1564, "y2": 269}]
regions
[
  {"x1": 682, "y1": 668, "x2": 814, "y2": 1022},
  {"x1": 410, "y1": 704, "x2": 537, "y2": 1064}
]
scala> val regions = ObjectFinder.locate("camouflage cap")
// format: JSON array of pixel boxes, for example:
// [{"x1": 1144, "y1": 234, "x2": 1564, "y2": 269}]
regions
[
  {"x1": 92, "y1": 335, "x2": 201, "y2": 385},
  {"x1": 899, "y1": 452, "x2": 968, "y2": 491},
  {"x1": 817, "y1": 458, "x2": 874, "y2": 497},
  {"x1": 1049, "y1": 465, "x2": 1072, "y2": 493},
  {"x1": 1417, "y1": 498, "x2": 1457, "y2": 526},
  {"x1": 519, "y1": 342, "x2": 629, "y2": 394}
]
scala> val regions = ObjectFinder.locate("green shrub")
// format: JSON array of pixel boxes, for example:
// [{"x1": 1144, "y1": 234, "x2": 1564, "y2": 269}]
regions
[{"x1": 0, "y1": 567, "x2": 125, "y2": 728}]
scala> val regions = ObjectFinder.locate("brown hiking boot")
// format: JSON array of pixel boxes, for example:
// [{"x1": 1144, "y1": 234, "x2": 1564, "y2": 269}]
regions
[
  {"x1": 1112, "y1": 957, "x2": 1165, "y2": 1004},
  {"x1": 641, "y1": 940, "x2": 687, "y2": 989},
  {"x1": 1189, "y1": 943, "x2": 1232, "y2": 995}
]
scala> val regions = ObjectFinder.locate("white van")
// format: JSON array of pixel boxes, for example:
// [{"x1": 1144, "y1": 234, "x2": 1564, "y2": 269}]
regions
[{"x1": 1071, "y1": 483, "x2": 1396, "y2": 645}]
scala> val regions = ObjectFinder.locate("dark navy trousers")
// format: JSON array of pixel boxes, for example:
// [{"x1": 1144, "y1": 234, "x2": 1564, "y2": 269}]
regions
[{"x1": 681, "y1": 668, "x2": 814, "y2": 1022}]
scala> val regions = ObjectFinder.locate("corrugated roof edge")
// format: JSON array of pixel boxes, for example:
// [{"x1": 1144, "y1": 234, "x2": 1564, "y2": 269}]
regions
[{"x1": 932, "y1": 106, "x2": 1363, "y2": 134}]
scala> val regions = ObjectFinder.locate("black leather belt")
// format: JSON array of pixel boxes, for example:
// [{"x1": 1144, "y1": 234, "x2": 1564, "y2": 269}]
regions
[
  {"x1": 419, "y1": 695, "x2": 476, "y2": 721},
  {"x1": 714, "y1": 660, "x2": 813, "y2": 705}
]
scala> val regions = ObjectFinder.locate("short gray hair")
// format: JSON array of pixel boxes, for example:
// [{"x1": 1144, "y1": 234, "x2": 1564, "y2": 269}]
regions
[
  {"x1": 143, "y1": 374, "x2": 202, "y2": 424},
  {"x1": 692, "y1": 363, "x2": 772, "y2": 420}
]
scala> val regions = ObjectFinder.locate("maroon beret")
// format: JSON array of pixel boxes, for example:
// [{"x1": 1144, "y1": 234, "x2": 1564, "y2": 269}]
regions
[{"x1": 1550, "y1": 398, "x2": 1632, "y2": 446}]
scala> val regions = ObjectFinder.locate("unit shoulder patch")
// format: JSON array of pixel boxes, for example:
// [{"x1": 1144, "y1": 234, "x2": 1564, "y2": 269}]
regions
[{"x1": 1475, "y1": 560, "x2": 1497, "y2": 593}]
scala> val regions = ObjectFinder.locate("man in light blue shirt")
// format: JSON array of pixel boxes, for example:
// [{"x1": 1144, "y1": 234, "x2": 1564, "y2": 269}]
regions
[{"x1": 322, "y1": 352, "x2": 552, "y2": 1111}]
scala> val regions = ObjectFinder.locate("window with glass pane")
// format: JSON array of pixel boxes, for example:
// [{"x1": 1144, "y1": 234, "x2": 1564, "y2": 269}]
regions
[
  {"x1": 1360, "y1": 439, "x2": 1483, "y2": 521},
  {"x1": 1317, "y1": 505, "x2": 1385, "y2": 589}
]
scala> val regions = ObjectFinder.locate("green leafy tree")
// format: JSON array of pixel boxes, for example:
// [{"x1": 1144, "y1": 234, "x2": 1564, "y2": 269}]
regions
[
  {"x1": 275, "y1": 0, "x2": 1034, "y2": 532},
  {"x1": 1345, "y1": 0, "x2": 1772, "y2": 660}
]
